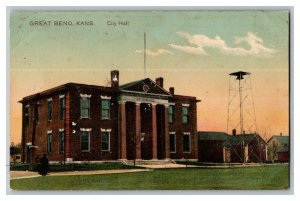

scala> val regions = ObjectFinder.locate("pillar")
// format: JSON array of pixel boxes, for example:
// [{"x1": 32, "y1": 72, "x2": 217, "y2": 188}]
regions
[
  {"x1": 118, "y1": 101, "x2": 127, "y2": 159},
  {"x1": 164, "y1": 104, "x2": 170, "y2": 159},
  {"x1": 152, "y1": 103, "x2": 157, "y2": 159},
  {"x1": 135, "y1": 102, "x2": 141, "y2": 160}
]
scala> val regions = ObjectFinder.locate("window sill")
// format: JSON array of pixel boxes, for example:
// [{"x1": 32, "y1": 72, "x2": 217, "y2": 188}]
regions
[
  {"x1": 81, "y1": 150, "x2": 90, "y2": 153},
  {"x1": 183, "y1": 151, "x2": 191, "y2": 154},
  {"x1": 101, "y1": 118, "x2": 111, "y2": 121}
]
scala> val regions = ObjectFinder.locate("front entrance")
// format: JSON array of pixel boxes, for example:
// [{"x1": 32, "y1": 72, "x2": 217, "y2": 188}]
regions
[{"x1": 124, "y1": 102, "x2": 168, "y2": 160}]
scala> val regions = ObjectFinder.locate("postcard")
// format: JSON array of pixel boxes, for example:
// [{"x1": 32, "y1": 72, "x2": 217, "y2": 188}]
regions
[{"x1": 9, "y1": 9, "x2": 290, "y2": 191}]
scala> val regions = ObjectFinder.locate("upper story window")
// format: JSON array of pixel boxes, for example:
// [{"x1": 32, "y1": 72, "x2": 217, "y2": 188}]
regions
[
  {"x1": 80, "y1": 94, "x2": 91, "y2": 118},
  {"x1": 182, "y1": 104, "x2": 189, "y2": 124},
  {"x1": 168, "y1": 105, "x2": 175, "y2": 123},
  {"x1": 47, "y1": 98, "x2": 53, "y2": 121},
  {"x1": 24, "y1": 105, "x2": 29, "y2": 126},
  {"x1": 34, "y1": 103, "x2": 40, "y2": 123},
  {"x1": 59, "y1": 95, "x2": 66, "y2": 120},
  {"x1": 101, "y1": 98, "x2": 110, "y2": 119}
]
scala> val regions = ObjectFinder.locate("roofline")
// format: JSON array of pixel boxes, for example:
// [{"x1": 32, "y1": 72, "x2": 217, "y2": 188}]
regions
[
  {"x1": 120, "y1": 89, "x2": 171, "y2": 97},
  {"x1": 19, "y1": 82, "x2": 115, "y2": 103}
]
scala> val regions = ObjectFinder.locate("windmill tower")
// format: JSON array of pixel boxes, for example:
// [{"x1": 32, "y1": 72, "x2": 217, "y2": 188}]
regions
[{"x1": 226, "y1": 71, "x2": 258, "y2": 163}]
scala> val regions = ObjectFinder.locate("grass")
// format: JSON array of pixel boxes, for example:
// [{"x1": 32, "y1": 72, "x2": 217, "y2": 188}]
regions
[
  {"x1": 10, "y1": 162, "x2": 143, "y2": 172},
  {"x1": 10, "y1": 164, "x2": 289, "y2": 190}
]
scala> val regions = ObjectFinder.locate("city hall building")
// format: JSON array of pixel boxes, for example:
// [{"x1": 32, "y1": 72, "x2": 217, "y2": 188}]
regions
[{"x1": 20, "y1": 70, "x2": 200, "y2": 163}]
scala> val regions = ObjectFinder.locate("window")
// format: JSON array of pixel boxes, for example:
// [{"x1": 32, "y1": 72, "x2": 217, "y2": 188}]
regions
[
  {"x1": 59, "y1": 96, "x2": 66, "y2": 120},
  {"x1": 170, "y1": 132, "x2": 176, "y2": 153},
  {"x1": 101, "y1": 99, "x2": 110, "y2": 119},
  {"x1": 182, "y1": 106, "x2": 189, "y2": 124},
  {"x1": 168, "y1": 105, "x2": 175, "y2": 123},
  {"x1": 24, "y1": 105, "x2": 29, "y2": 126},
  {"x1": 34, "y1": 104, "x2": 39, "y2": 123},
  {"x1": 183, "y1": 132, "x2": 191, "y2": 153},
  {"x1": 59, "y1": 131, "x2": 64, "y2": 153},
  {"x1": 47, "y1": 99, "x2": 53, "y2": 121},
  {"x1": 101, "y1": 132, "x2": 110, "y2": 151},
  {"x1": 80, "y1": 97, "x2": 90, "y2": 118},
  {"x1": 80, "y1": 131, "x2": 90, "y2": 151},
  {"x1": 47, "y1": 132, "x2": 53, "y2": 153}
]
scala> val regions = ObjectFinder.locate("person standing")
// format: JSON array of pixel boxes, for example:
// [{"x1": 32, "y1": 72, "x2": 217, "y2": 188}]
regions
[{"x1": 38, "y1": 153, "x2": 49, "y2": 176}]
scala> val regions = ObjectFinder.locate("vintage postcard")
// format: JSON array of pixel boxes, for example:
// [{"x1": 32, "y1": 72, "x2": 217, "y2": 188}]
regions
[{"x1": 9, "y1": 9, "x2": 290, "y2": 191}]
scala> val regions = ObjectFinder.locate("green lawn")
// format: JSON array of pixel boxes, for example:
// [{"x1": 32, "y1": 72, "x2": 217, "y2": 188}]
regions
[{"x1": 10, "y1": 165, "x2": 289, "y2": 190}]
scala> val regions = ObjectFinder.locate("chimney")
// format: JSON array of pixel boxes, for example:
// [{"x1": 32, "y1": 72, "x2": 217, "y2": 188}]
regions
[
  {"x1": 111, "y1": 70, "x2": 119, "y2": 88},
  {"x1": 232, "y1": 129, "x2": 236, "y2": 136},
  {"x1": 169, "y1": 87, "x2": 174, "y2": 95},
  {"x1": 280, "y1": 132, "x2": 282, "y2": 136},
  {"x1": 155, "y1": 77, "x2": 164, "y2": 88}
]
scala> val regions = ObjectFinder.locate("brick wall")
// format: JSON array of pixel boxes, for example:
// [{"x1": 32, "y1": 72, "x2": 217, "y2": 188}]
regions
[{"x1": 169, "y1": 96, "x2": 198, "y2": 159}]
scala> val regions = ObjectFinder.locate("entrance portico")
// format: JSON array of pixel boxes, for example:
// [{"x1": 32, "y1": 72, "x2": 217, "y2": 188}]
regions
[{"x1": 118, "y1": 92, "x2": 170, "y2": 161}]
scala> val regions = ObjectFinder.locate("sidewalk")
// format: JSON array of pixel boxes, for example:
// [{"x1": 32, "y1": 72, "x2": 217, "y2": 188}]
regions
[{"x1": 10, "y1": 169, "x2": 152, "y2": 180}]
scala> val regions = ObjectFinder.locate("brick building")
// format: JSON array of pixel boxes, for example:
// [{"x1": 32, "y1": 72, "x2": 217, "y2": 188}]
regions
[{"x1": 20, "y1": 70, "x2": 200, "y2": 163}]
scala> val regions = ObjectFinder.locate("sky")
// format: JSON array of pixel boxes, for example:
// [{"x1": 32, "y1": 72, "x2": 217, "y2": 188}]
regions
[{"x1": 10, "y1": 10, "x2": 289, "y2": 144}]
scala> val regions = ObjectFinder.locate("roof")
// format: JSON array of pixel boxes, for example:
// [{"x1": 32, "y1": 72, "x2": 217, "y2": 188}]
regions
[
  {"x1": 198, "y1": 131, "x2": 229, "y2": 141},
  {"x1": 20, "y1": 82, "x2": 116, "y2": 103},
  {"x1": 276, "y1": 146, "x2": 289, "y2": 153},
  {"x1": 268, "y1": 135, "x2": 289, "y2": 145},
  {"x1": 223, "y1": 134, "x2": 266, "y2": 147},
  {"x1": 120, "y1": 78, "x2": 171, "y2": 96}
]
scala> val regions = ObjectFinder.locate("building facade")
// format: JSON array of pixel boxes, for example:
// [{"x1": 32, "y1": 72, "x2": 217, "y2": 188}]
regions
[
  {"x1": 20, "y1": 70, "x2": 200, "y2": 163},
  {"x1": 198, "y1": 131, "x2": 267, "y2": 163},
  {"x1": 267, "y1": 134, "x2": 289, "y2": 163}
]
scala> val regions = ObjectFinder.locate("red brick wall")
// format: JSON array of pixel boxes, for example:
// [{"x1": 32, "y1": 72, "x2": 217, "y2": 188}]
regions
[
  {"x1": 67, "y1": 87, "x2": 119, "y2": 161},
  {"x1": 169, "y1": 97, "x2": 198, "y2": 159}
]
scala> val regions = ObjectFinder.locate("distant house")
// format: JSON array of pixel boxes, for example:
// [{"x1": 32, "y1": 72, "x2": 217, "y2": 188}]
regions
[
  {"x1": 198, "y1": 130, "x2": 267, "y2": 163},
  {"x1": 198, "y1": 131, "x2": 229, "y2": 163},
  {"x1": 267, "y1": 134, "x2": 289, "y2": 163},
  {"x1": 223, "y1": 133, "x2": 267, "y2": 163}
]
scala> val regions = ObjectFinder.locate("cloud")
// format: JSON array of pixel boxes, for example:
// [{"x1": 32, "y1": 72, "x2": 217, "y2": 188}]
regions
[
  {"x1": 170, "y1": 32, "x2": 276, "y2": 57},
  {"x1": 135, "y1": 49, "x2": 173, "y2": 56}
]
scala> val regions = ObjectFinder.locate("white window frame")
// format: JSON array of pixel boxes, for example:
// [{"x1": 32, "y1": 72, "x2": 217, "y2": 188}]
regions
[
  {"x1": 101, "y1": 131, "x2": 110, "y2": 152},
  {"x1": 47, "y1": 130, "x2": 53, "y2": 153},
  {"x1": 80, "y1": 130, "x2": 90, "y2": 152},
  {"x1": 169, "y1": 132, "x2": 176, "y2": 153},
  {"x1": 101, "y1": 97, "x2": 111, "y2": 120},
  {"x1": 183, "y1": 132, "x2": 191, "y2": 153},
  {"x1": 59, "y1": 94, "x2": 66, "y2": 120},
  {"x1": 58, "y1": 128, "x2": 65, "y2": 153},
  {"x1": 80, "y1": 94, "x2": 91, "y2": 119},
  {"x1": 47, "y1": 98, "x2": 53, "y2": 121}
]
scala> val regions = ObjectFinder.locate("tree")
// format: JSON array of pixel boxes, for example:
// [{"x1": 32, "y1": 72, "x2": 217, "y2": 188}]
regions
[{"x1": 10, "y1": 144, "x2": 21, "y2": 164}]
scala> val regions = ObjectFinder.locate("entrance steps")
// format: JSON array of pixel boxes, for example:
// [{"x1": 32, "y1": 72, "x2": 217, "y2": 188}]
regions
[{"x1": 124, "y1": 159, "x2": 173, "y2": 166}]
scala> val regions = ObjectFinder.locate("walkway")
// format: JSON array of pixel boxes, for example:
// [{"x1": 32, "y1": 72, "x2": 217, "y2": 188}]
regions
[{"x1": 10, "y1": 169, "x2": 151, "y2": 180}]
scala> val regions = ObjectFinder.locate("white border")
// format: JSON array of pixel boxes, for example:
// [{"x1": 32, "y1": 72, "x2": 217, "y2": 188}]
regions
[{"x1": 3, "y1": 2, "x2": 297, "y2": 200}]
